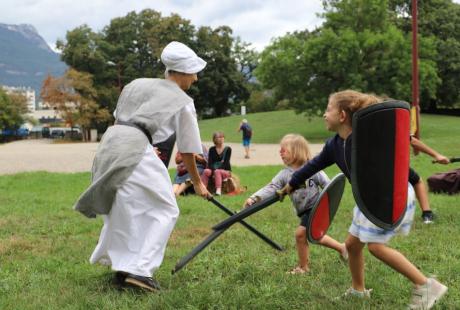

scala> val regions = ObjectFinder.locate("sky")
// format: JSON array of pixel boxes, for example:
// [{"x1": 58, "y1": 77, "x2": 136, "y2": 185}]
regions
[
  {"x1": 0, "y1": 0, "x2": 325, "y2": 52},
  {"x1": 2, "y1": 0, "x2": 460, "y2": 53}
]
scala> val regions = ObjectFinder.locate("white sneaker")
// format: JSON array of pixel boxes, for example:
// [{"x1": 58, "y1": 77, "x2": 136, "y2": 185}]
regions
[
  {"x1": 409, "y1": 278, "x2": 448, "y2": 309},
  {"x1": 342, "y1": 287, "x2": 372, "y2": 298}
]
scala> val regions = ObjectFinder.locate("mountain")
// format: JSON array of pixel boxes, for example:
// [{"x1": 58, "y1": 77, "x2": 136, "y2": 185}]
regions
[{"x1": 0, "y1": 23, "x2": 67, "y2": 101}]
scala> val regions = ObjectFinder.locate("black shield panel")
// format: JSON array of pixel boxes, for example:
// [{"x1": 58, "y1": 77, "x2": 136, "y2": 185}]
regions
[{"x1": 351, "y1": 101, "x2": 410, "y2": 229}]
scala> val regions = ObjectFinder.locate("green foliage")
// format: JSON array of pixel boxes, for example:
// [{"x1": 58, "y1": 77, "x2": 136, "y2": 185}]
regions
[
  {"x1": 389, "y1": 0, "x2": 460, "y2": 109},
  {"x1": 256, "y1": 0, "x2": 441, "y2": 115},
  {"x1": 40, "y1": 69, "x2": 111, "y2": 138},
  {"x1": 0, "y1": 87, "x2": 28, "y2": 129},
  {"x1": 190, "y1": 26, "x2": 250, "y2": 116},
  {"x1": 57, "y1": 10, "x2": 251, "y2": 117}
]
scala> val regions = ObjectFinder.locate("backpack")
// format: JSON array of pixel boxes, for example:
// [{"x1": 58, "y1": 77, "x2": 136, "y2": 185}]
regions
[
  {"x1": 243, "y1": 124, "x2": 252, "y2": 139},
  {"x1": 427, "y1": 168, "x2": 460, "y2": 195}
]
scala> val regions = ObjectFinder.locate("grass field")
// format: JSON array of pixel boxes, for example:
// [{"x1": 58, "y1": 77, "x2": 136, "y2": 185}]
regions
[
  {"x1": 198, "y1": 110, "x2": 329, "y2": 143},
  {"x1": 0, "y1": 112, "x2": 459, "y2": 309}
]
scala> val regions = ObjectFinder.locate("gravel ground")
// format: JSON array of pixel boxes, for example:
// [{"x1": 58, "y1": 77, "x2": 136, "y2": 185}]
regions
[{"x1": 0, "y1": 139, "x2": 324, "y2": 175}]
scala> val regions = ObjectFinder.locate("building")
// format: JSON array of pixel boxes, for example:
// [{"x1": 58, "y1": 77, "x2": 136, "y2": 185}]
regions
[{"x1": 2, "y1": 85, "x2": 36, "y2": 112}]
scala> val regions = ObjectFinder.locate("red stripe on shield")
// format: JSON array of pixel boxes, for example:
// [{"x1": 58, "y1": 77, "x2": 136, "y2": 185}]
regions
[
  {"x1": 392, "y1": 109, "x2": 410, "y2": 223},
  {"x1": 311, "y1": 193, "x2": 330, "y2": 240}
]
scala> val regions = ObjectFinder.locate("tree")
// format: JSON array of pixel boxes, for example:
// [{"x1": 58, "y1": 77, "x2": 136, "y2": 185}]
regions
[
  {"x1": 191, "y1": 26, "x2": 250, "y2": 116},
  {"x1": 233, "y1": 37, "x2": 259, "y2": 83},
  {"x1": 40, "y1": 69, "x2": 111, "y2": 140},
  {"x1": 56, "y1": 9, "x2": 251, "y2": 118},
  {"x1": 256, "y1": 0, "x2": 440, "y2": 115},
  {"x1": 389, "y1": 0, "x2": 460, "y2": 109},
  {"x1": 0, "y1": 88, "x2": 28, "y2": 130}
]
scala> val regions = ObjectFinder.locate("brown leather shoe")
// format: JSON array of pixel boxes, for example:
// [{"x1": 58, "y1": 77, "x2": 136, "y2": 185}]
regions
[{"x1": 124, "y1": 273, "x2": 161, "y2": 292}]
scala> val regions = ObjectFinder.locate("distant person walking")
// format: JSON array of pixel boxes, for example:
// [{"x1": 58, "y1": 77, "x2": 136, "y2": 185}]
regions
[{"x1": 238, "y1": 119, "x2": 252, "y2": 159}]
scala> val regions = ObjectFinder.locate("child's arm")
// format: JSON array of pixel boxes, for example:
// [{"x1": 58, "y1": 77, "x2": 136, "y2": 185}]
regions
[
  {"x1": 410, "y1": 136, "x2": 450, "y2": 164},
  {"x1": 244, "y1": 169, "x2": 288, "y2": 207}
]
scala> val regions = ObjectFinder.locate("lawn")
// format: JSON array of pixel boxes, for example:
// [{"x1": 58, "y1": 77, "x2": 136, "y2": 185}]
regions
[
  {"x1": 198, "y1": 110, "x2": 329, "y2": 144},
  {"x1": 0, "y1": 112, "x2": 459, "y2": 309}
]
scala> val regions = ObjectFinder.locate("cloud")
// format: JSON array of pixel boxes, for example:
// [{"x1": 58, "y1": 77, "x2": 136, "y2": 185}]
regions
[
  {"x1": 2, "y1": 0, "x2": 460, "y2": 51},
  {"x1": 0, "y1": 0, "x2": 324, "y2": 51}
]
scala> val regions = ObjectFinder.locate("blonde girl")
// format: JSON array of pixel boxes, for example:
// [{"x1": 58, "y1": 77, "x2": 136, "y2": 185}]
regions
[
  {"x1": 244, "y1": 134, "x2": 347, "y2": 274},
  {"x1": 283, "y1": 90, "x2": 447, "y2": 309}
]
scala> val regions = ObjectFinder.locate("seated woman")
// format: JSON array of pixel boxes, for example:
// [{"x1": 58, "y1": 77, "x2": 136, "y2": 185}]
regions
[
  {"x1": 201, "y1": 132, "x2": 232, "y2": 195},
  {"x1": 173, "y1": 144, "x2": 208, "y2": 196}
]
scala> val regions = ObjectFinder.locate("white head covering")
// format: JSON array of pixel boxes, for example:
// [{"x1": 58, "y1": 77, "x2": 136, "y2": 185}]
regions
[{"x1": 161, "y1": 41, "x2": 207, "y2": 74}]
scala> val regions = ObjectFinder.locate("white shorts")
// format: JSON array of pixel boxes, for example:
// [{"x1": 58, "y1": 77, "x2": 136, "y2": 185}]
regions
[{"x1": 348, "y1": 185, "x2": 416, "y2": 244}]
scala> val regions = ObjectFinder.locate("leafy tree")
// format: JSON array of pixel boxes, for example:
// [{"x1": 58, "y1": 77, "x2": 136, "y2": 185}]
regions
[
  {"x1": 56, "y1": 9, "x2": 250, "y2": 118},
  {"x1": 40, "y1": 69, "x2": 111, "y2": 140},
  {"x1": 389, "y1": 0, "x2": 460, "y2": 109},
  {"x1": 256, "y1": 0, "x2": 439, "y2": 115},
  {"x1": 191, "y1": 26, "x2": 250, "y2": 116},
  {"x1": 0, "y1": 87, "x2": 28, "y2": 130},
  {"x1": 233, "y1": 37, "x2": 259, "y2": 83}
]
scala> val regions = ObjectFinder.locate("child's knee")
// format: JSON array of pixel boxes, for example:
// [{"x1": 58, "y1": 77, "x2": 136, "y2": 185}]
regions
[
  {"x1": 204, "y1": 169, "x2": 212, "y2": 177},
  {"x1": 345, "y1": 236, "x2": 362, "y2": 254},
  {"x1": 295, "y1": 227, "x2": 307, "y2": 242}
]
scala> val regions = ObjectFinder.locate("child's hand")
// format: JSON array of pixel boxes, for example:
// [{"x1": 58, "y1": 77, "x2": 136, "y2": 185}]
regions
[
  {"x1": 243, "y1": 198, "x2": 254, "y2": 208},
  {"x1": 243, "y1": 197, "x2": 258, "y2": 208},
  {"x1": 434, "y1": 154, "x2": 450, "y2": 164},
  {"x1": 280, "y1": 184, "x2": 293, "y2": 195}
]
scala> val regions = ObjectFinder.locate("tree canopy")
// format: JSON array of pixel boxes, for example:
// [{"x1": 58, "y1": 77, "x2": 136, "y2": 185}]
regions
[
  {"x1": 256, "y1": 0, "x2": 444, "y2": 115},
  {"x1": 56, "y1": 9, "x2": 253, "y2": 117},
  {"x1": 40, "y1": 69, "x2": 111, "y2": 140},
  {"x1": 0, "y1": 87, "x2": 28, "y2": 130}
]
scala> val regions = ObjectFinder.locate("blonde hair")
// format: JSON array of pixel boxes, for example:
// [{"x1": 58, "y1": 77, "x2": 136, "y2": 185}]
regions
[
  {"x1": 280, "y1": 134, "x2": 312, "y2": 166},
  {"x1": 329, "y1": 90, "x2": 381, "y2": 123}
]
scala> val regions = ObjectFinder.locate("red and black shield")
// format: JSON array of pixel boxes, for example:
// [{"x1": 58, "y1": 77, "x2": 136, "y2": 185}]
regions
[
  {"x1": 351, "y1": 101, "x2": 410, "y2": 229},
  {"x1": 307, "y1": 173, "x2": 346, "y2": 244}
]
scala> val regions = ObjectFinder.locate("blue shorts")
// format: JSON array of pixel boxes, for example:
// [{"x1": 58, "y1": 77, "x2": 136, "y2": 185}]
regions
[{"x1": 242, "y1": 138, "x2": 251, "y2": 146}]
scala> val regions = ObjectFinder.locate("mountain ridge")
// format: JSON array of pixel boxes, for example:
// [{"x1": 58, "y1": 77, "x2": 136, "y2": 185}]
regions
[{"x1": 0, "y1": 23, "x2": 67, "y2": 101}]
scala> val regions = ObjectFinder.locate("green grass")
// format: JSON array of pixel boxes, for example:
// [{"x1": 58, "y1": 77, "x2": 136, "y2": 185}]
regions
[
  {"x1": 198, "y1": 110, "x2": 329, "y2": 143},
  {"x1": 0, "y1": 167, "x2": 459, "y2": 309},
  {"x1": 0, "y1": 111, "x2": 459, "y2": 309},
  {"x1": 198, "y1": 110, "x2": 460, "y2": 146}
]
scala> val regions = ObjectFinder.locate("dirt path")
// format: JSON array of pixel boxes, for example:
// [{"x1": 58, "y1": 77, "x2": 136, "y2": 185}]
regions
[{"x1": 0, "y1": 139, "x2": 324, "y2": 175}]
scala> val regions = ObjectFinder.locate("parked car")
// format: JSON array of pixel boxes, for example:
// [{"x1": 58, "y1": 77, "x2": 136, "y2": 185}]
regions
[{"x1": 50, "y1": 129, "x2": 65, "y2": 139}]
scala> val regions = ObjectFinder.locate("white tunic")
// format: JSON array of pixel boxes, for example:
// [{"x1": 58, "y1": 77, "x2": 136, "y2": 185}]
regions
[{"x1": 90, "y1": 102, "x2": 201, "y2": 276}]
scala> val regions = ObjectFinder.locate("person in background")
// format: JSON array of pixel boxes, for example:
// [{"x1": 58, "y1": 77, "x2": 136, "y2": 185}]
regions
[
  {"x1": 201, "y1": 132, "x2": 232, "y2": 195},
  {"x1": 238, "y1": 119, "x2": 252, "y2": 159},
  {"x1": 173, "y1": 144, "x2": 208, "y2": 196},
  {"x1": 409, "y1": 136, "x2": 451, "y2": 223}
]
